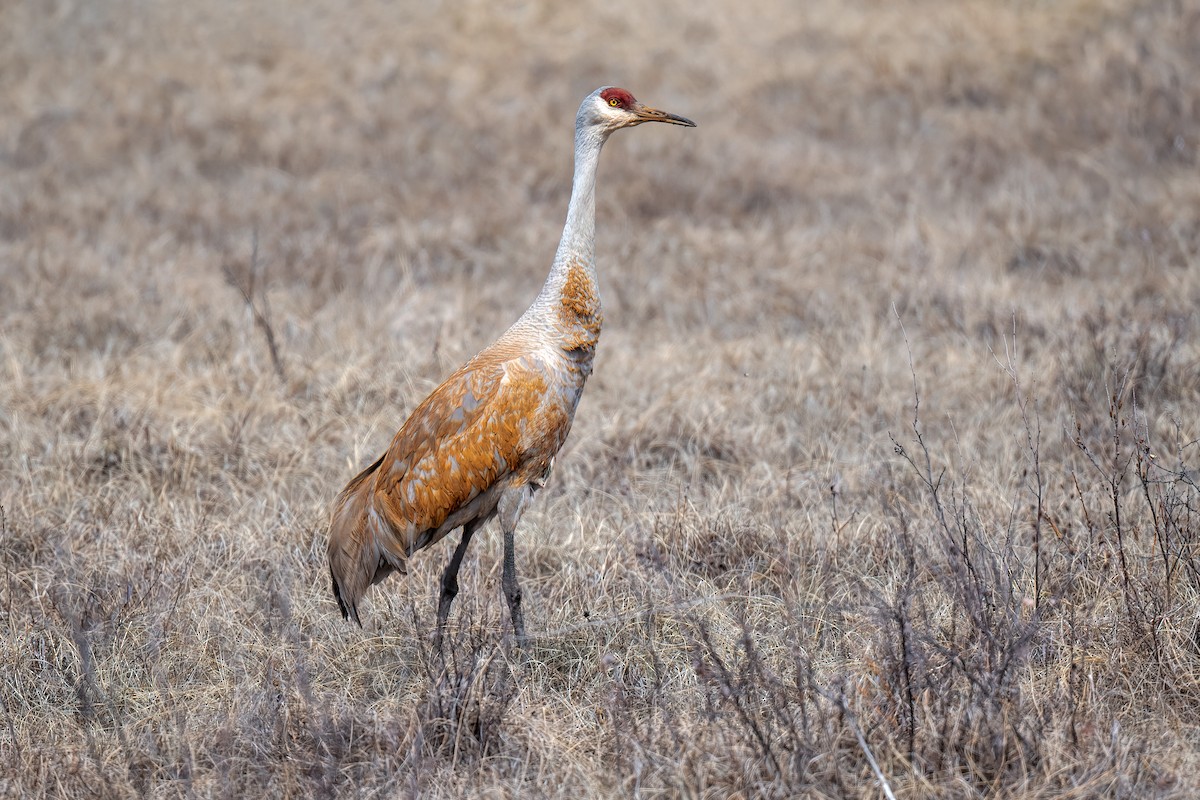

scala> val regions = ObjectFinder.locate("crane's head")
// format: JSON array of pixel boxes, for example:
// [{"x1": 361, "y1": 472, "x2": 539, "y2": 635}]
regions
[{"x1": 579, "y1": 87, "x2": 696, "y2": 133}]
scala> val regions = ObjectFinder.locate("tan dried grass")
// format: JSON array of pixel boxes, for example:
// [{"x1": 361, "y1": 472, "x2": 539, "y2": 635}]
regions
[{"x1": 2, "y1": 0, "x2": 1200, "y2": 796}]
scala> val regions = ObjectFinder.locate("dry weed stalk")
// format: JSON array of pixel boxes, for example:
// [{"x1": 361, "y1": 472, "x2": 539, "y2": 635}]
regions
[{"x1": 223, "y1": 230, "x2": 287, "y2": 383}]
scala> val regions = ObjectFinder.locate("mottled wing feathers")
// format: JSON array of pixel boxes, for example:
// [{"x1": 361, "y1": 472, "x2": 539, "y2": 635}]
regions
[
  {"x1": 374, "y1": 362, "x2": 517, "y2": 536},
  {"x1": 327, "y1": 346, "x2": 569, "y2": 623}
]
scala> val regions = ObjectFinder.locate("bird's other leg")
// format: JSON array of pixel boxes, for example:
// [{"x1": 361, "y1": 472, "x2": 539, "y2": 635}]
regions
[
  {"x1": 435, "y1": 519, "x2": 480, "y2": 655},
  {"x1": 497, "y1": 485, "x2": 533, "y2": 647},
  {"x1": 502, "y1": 525, "x2": 526, "y2": 646}
]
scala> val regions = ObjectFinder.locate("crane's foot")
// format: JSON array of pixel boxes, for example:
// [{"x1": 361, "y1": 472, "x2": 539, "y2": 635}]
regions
[
  {"x1": 434, "y1": 596, "x2": 455, "y2": 663},
  {"x1": 433, "y1": 623, "x2": 447, "y2": 660},
  {"x1": 500, "y1": 525, "x2": 527, "y2": 648},
  {"x1": 506, "y1": 592, "x2": 526, "y2": 648}
]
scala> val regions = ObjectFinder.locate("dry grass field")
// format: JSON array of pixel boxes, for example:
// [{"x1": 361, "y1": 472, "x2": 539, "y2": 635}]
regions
[{"x1": 2, "y1": 0, "x2": 1200, "y2": 796}]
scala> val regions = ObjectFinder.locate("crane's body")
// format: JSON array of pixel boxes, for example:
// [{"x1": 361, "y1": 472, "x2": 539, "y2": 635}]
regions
[{"x1": 327, "y1": 87, "x2": 694, "y2": 643}]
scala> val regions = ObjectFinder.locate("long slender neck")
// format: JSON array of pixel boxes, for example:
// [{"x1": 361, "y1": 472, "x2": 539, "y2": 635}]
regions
[{"x1": 535, "y1": 124, "x2": 608, "y2": 306}]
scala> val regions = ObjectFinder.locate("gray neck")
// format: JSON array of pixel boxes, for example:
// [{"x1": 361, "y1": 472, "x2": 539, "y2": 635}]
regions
[{"x1": 533, "y1": 123, "x2": 609, "y2": 309}]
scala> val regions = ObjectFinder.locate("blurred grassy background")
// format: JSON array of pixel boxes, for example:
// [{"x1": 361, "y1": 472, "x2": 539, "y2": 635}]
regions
[{"x1": 2, "y1": 0, "x2": 1199, "y2": 796}]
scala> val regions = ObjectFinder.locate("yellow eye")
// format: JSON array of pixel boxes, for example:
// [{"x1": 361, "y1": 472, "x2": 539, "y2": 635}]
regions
[{"x1": 609, "y1": 98, "x2": 620, "y2": 107}]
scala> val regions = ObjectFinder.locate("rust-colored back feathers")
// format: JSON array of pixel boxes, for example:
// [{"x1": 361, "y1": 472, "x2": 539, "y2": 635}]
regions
[
  {"x1": 328, "y1": 339, "x2": 568, "y2": 624},
  {"x1": 326, "y1": 87, "x2": 694, "y2": 638}
]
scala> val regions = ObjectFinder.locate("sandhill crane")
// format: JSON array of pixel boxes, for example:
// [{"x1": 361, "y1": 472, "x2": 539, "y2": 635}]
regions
[{"x1": 327, "y1": 87, "x2": 695, "y2": 646}]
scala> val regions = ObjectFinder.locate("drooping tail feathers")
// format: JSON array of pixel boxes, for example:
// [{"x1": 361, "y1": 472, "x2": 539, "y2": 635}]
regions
[{"x1": 326, "y1": 452, "x2": 399, "y2": 626}]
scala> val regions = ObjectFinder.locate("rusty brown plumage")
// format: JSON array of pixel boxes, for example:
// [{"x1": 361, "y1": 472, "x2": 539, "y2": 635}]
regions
[
  {"x1": 326, "y1": 87, "x2": 694, "y2": 644},
  {"x1": 328, "y1": 346, "x2": 561, "y2": 621}
]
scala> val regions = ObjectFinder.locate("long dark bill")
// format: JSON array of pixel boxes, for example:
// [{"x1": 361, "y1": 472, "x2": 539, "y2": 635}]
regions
[{"x1": 635, "y1": 104, "x2": 697, "y2": 127}]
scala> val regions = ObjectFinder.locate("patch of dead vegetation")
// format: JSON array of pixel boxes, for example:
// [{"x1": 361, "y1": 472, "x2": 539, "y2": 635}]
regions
[{"x1": 2, "y1": 0, "x2": 1200, "y2": 796}]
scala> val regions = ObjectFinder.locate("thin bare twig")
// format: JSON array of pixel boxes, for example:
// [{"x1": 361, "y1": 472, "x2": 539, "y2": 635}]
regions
[
  {"x1": 224, "y1": 229, "x2": 286, "y2": 382},
  {"x1": 839, "y1": 691, "x2": 897, "y2": 800}
]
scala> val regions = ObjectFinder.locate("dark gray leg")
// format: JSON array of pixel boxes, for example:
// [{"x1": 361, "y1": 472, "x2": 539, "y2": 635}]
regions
[
  {"x1": 435, "y1": 520, "x2": 479, "y2": 653},
  {"x1": 502, "y1": 525, "x2": 526, "y2": 645}
]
